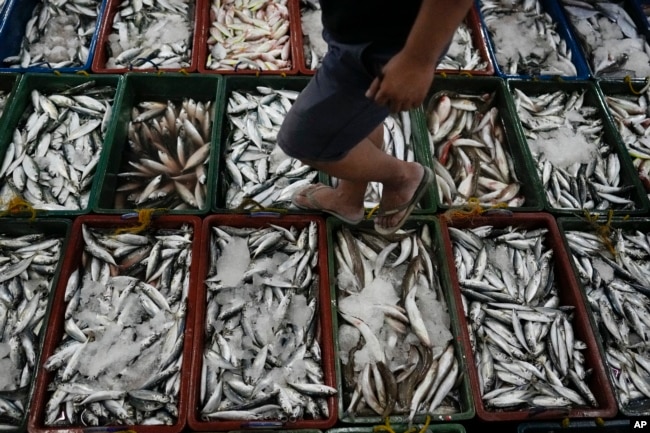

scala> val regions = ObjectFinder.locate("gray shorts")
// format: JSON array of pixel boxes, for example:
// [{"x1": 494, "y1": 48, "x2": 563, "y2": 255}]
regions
[{"x1": 277, "y1": 32, "x2": 396, "y2": 162}]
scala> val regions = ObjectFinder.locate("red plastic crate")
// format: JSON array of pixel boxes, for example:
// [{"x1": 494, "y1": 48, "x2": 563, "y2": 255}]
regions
[
  {"x1": 438, "y1": 212, "x2": 617, "y2": 422},
  {"x1": 187, "y1": 214, "x2": 337, "y2": 431},
  {"x1": 197, "y1": 0, "x2": 300, "y2": 75},
  {"x1": 91, "y1": 0, "x2": 200, "y2": 73},
  {"x1": 28, "y1": 214, "x2": 202, "y2": 433}
]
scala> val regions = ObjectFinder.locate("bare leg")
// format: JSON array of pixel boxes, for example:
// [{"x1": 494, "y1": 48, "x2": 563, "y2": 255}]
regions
[{"x1": 294, "y1": 123, "x2": 426, "y2": 230}]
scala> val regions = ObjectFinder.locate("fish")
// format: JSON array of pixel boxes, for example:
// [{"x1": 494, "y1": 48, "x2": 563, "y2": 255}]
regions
[
  {"x1": 104, "y1": 0, "x2": 193, "y2": 70},
  {"x1": 479, "y1": 0, "x2": 578, "y2": 77},
  {"x1": 206, "y1": 0, "x2": 292, "y2": 72},
  {"x1": 112, "y1": 98, "x2": 213, "y2": 211},
  {"x1": 564, "y1": 223, "x2": 650, "y2": 412},
  {"x1": 2, "y1": 0, "x2": 102, "y2": 70},
  {"x1": 512, "y1": 86, "x2": 639, "y2": 212},
  {"x1": 601, "y1": 90, "x2": 650, "y2": 201},
  {"x1": 0, "y1": 81, "x2": 116, "y2": 212},
  {"x1": 222, "y1": 87, "x2": 319, "y2": 210},
  {"x1": 425, "y1": 90, "x2": 525, "y2": 208},
  {"x1": 199, "y1": 221, "x2": 333, "y2": 422},
  {"x1": 560, "y1": 0, "x2": 650, "y2": 78},
  {"x1": 42, "y1": 222, "x2": 194, "y2": 427},
  {"x1": 448, "y1": 223, "x2": 600, "y2": 412},
  {"x1": 0, "y1": 229, "x2": 64, "y2": 429},
  {"x1": 333, "y1": 223, "x2": 464, "y2": 423}
]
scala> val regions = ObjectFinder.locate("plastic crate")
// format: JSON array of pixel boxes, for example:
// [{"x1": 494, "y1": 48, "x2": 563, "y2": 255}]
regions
[
  {"x1": 506, "y1": 78, "x2": 650, "y2": 216},
  {"x1": 0, "y1": 0, "x2": 107, "y2": 73},
  {"x1": 297, "y1": 4, "x2": 494, "y2": 77},
  {"x1": 91, "y1": 0, "x2": 200, "y2": 74},
  {"x1": 212, "y1": 75, "x2": 324, "y2": 213},
  {"x1": 557, "y1": 0, "x2": 650, "y2": 80},
  {"x1": 417, "y1": 75, "x2": 544, "y2": 213},
  {"x1": 187, "y1": 213, "x2": 337, "y2": 431},
  {"x1": 557, "y1": 216, "x2": 650, "y2": 417},
  {"x1": 0, "y1": 218, "x2": 71, "y2": 433},
  {"x1": 28, "y1": 214, "x2": 201, "y2": 433},
  {"x1": 327, "y1": 216, "x2": 475, "y2": 424},
  {"x1": 0, "y1": 72, "x2": 122, "y2": 217},
  {"x1": 595, "y1": 79, "x2": 650, "y2": 200},
  {"x1": 92, "y1": 72, "x2": 221, "y2": 215},
  {"x1": 438, "y1": 212, "x2": 618, "y2": 422},
  {"x1": 197, "y1": 0, "x2": 300, "y2": 75},
  {"x1": 477, "y1": 0, "x2": 590, "y2": 80}
]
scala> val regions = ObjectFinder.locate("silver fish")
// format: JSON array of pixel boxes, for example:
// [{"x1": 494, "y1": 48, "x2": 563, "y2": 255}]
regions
[
  {"x1": 42, "y1": 221, "x2": 194, "y2": 427},
  {"x1": 104, "y1": 0, "x2": 194, "y2": 70}
]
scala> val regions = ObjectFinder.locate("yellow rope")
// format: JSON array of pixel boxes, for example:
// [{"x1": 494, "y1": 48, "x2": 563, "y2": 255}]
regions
[
  {"x1": 418, "y1": 415, "x2": 431, "y2": 433},
  {"x1": 373, "y1": 417, "x2": 396, "y2": 433},
  {"x1": 459, "y1": 71, "x2": 473, "y2": 77},
  {"x1": 113, "y1": 208, "x2": 166, "y2": 235},
  {"x1": 561, "y1": 417, "x2": 571, "y2": 428},
  {"x1": 595, "y1": 417, "x2": 605, "y2": 427},
  {"x1": 441, "y1": 197, "x2": 508, "y2": 222},
  {"x1": 582, "y1": 209, "x2": 617, "y2": 257},
  {"x1": 75, "y1": 70, "x2": 90, "y2": 77},
  {"x1": 0, "y1": 197, "x2": 37, "y2": 220},
  {"x1": 624, "y1": 75, "x2": 650, "y2": 95},
  {"x1": 235, "y1": 197, "x2": 288, "y2": 214}
]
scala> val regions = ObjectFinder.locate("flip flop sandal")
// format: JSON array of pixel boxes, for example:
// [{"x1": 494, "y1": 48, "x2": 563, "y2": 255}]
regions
[
  {"x1": 292, "y1": 183, "x2": 365, "y2": 225},
  {"x1": 374, "y1": 165, "x2": 434, "y2": 236}
]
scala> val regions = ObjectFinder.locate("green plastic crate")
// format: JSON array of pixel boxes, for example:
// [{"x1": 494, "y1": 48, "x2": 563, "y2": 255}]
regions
[
  {"x1": 93, "y1": 72, "x2": 221, "y2": 215},
  {"x1": 506, "y1": 78, "x2": 649, "y2": 216},
  {"x1": 327, "y1": 216, "x2": 475, "y2": 424},
  {"x1": 0, "y1": 217, "x2": 71, "y2": 433},
  {"x1": 418, "y1": 75, "x2": 544, "y2": 213},
  {"x1": 0, "y1": 73, "x2": 122, "y2": 217}
]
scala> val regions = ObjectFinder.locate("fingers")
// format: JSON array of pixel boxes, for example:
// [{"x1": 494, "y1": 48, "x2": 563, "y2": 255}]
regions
[{"x1": 365, "y1": 78, "x2": 381, "y2": 100}]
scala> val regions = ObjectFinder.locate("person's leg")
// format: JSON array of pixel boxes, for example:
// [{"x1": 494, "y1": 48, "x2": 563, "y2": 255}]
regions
[
  {"x1": 293, "y1": 124, "x2": 384, "y2": 222},
  {"x1": 297, "y1": 126, "x2": 427, "y2": 231}
]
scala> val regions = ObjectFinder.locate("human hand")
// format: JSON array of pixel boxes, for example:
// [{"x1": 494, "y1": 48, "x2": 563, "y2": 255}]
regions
[{"x1": 365, "y1": 50, "x2": 436, "y2": 113}]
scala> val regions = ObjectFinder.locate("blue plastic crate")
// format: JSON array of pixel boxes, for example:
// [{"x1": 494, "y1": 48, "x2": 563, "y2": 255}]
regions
[
  {"x1": 477, "y1": 0, "x2": 590, "y2": 80},
  {"x1": 0, "y1": 0, "x2": 107, "y2": 73}
]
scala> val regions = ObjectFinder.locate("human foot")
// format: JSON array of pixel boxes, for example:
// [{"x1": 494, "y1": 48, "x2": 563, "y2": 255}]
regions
[
  {"x1": 292, "y1": 183, "x2": 365, "y2": 224},
  {"x1": 374, "y1": 165, "x2": 433, "y2": 235}
]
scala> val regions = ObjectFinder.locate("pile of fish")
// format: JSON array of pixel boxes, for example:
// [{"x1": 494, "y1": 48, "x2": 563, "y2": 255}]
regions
[
  {"x1": 2, "y1": 0, "x2": 102, "y2": 69},
  {"x1": 104, "y1": 0, "x2": 193, "y2": 70},
  {"x1": 448, "y1": 224, "x2": 600, "y2": 411},
  {"x1": 206, "y1": 0, "x2": 292, "y2": 72},
  {"x1": 331, "y1": 112, "x2": 416, "y2": 209},
  {"x1": 42, "y1": 223, "x2": 194, "y2": 427},
  {"x1": 437, "y1": 21, "x2": 490, "y2": 73},
  {"x1": 479, "y1": 0, "x2": 578, "y2": 76},
  {"x1": 425, "y1": 90, "x2": 525, "y2": 208},
  {"x1": 200, "y1": 221, "x2": 335, "y2": 422},
  {"x1": 601, "y1": 89, "x2": 650, "y2": 199},
  {"x1": 0, "y1": 80, "x2": 115, "y2": 212},
  {"x1": 560, "y1": 0, "x2": 650, "y2": 78},
  {"x1": 333, "y1": 224, "x2": 463, "y2": 424},
  {"x1": 222, "y1": 86, "x2": 318, "y2": 210},
  {"x1": 564, "y1": 224, "x2": 650, "y2": 412},
  {"x1": 113, "y1": 97, "x2": 213, "y2": 211},
  {"x1": 300, "y1": 0, "x2": 326, "y2": 71},
  {"x1": 0, "y1": 231, "x2": 64, "y2": 428},
  {"x1": 512, "y1": 87, "x2": 639, "y2": 211}
]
